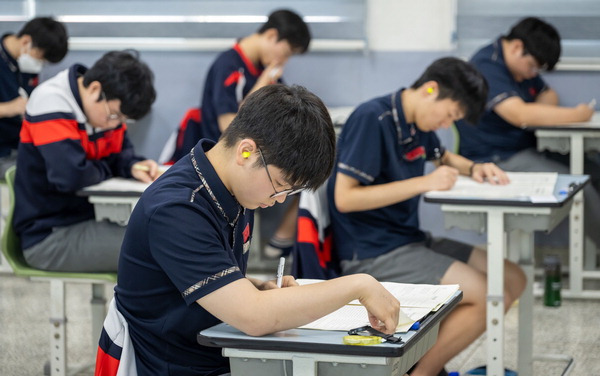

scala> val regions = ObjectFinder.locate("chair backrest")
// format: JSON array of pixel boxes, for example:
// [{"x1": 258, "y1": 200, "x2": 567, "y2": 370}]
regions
[
  {"x1": 292, "y1": 182, "x2": 340, "y2": 280},
  {"x1": 2, "y1": 165, "x2": 117, "y2": 281},
  {"x1": 1, "y1": 166, "x2": 30, "y2": 274}
]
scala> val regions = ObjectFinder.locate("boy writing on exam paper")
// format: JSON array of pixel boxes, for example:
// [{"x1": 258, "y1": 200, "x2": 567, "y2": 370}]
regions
[
  {"x1": 14, "y1": 50, "x2": 159, "y2": 273},
  {"x1": 455, "y1": 16, "x2": 600, "y2": 252},
  {"x1": 108, "y1": 85, "x2": 400, "y2": 375},
  {"x1": 328, "y1": 58, "x2": 526, "y2": 376}
]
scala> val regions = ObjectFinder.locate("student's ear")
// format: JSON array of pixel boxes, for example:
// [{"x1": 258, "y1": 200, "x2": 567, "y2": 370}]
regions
[
  {"x1": 18, "y1": 34, "x2": 32, "y2": 49},
  {"x1": 510, "y1": 39, "x2": 525, "y2": 56},
  {"x1": 263, "y1": 28, "x2": 279, "y2": 43},
  {"x1": 421, "y1": 81, "x2": 439, "y2": 99},
  {"x1": 235, "y1": 139, "x2": 258, "y2": 166},
  {"x1": 87, "y1": 81, "x2": 103, "y2": 101}
]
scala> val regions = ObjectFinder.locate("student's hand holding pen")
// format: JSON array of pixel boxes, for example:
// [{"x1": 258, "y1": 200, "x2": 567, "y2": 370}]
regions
[
  {"x1": 574, "y1": 102, "x2": 594, "y2": 122},
  {"x1": 253, "y1": 275, "x2": 299, "y2": 290},
  {"x1": 131, "y1": 159, "x2": 160, "y2": 183},
  {"x1": 470, "y1": 162, "x2": 510, "y2": 185},
  {"x1": 426, "y1": 165, "x2": 459, "y2": 191}
]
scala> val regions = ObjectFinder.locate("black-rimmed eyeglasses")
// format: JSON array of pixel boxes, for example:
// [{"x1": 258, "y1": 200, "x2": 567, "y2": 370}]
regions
[{"x1": 257, "y1": 147, "x2": 306, "y2": 199}]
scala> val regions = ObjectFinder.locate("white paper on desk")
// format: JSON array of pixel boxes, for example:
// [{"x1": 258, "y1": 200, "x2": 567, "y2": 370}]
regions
[
  {"x1": 299, "y1": 304, "x2": 415, "y2": 333},
  {"x1": 425, "y1": 172, "x2": 557, "y2": 200},
  {"x1": 296, "y1": 279, "x2": 458, "y2": 332},
  {"x1": 82, "y1": 177, "x2": 150, "y2": 193}
]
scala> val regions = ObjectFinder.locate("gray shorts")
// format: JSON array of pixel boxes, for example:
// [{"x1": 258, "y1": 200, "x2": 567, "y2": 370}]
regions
[
  {"x1": 340, "y1": 235, "x2": 473, "y2": 284},
  {"x1": 23, "y1": 219, "x2": 126, "y2": 272}
]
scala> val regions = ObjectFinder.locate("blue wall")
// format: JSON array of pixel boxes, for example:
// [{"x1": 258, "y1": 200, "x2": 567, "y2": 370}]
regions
[{"x1": 41, "y1": 48, "x2": 600, "y2": 245}]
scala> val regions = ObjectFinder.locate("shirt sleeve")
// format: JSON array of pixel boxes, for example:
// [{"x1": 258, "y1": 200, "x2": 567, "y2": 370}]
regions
[
  {"x1": 208, "y1": 60, "x2": 244, "y2": 117},
  {"x1": 336, "y1": 107, "x2": 383, "y2": 185},
  {"x1": 147, "y1": 201, "x2": 245, "y2": 306},
  {"x1": 478, "y1": 60, "x2": 521, "y2": 110}
]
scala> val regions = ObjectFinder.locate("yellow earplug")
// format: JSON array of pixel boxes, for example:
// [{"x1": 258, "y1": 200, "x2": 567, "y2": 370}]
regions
[
  {"x1": 242, "y1": 151, "x2": 251, "y2": 159},
  {"x1": 427, "y1": 87, "x2": 434, "y2": 94}
]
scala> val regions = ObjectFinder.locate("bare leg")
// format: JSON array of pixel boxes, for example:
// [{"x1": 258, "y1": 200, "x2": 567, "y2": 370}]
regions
[{"x1": 410, "y1": 249, "x2": 525, "y2": 375}]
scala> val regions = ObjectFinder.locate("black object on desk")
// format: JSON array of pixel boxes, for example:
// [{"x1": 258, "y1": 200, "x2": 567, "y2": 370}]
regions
[{"x1": 198, "y1": 291, "x2": 462, "y2": 358}]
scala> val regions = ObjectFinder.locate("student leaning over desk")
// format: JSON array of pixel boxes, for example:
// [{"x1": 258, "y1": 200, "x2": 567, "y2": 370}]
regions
[
  {"x1": 108, "y1": 85, "x2": 400, "y2": 375},
  {"x1": 14, "y1": 50, "x2": 159, "y2": 273},
  {"x1": 455, "y1": 16, "x2": 600, "y2": 251},
  {"x1": 328, "y1": 58, "x2": 527, "y2": 376},
  {"x1": 0, "y1": 17, "x2": 68, "y2": 176}
]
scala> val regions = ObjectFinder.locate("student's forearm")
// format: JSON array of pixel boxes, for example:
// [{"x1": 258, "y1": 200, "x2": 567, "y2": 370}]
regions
[
  {"x1": 535, "y1": 89, "x2": 559, "y2": 106},
  {"x1": 497, "y1": 100, "x2": 591, "y2": 127},
  {"x1": 335, "y1": 175, "x2": 430, "y2": 213},
  {"x1": 199, "y1": 274, "x2": 393, "y2": 336}
]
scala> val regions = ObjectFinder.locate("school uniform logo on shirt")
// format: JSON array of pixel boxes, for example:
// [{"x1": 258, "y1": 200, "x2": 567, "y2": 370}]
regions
[
  {"x1": 242, "y1": 223, "x2": 251, "y2": 253},
  {"x1": 28, "y1": 76, "x2": 39, "y2": 87},
  {"x1": 528, "y1": 87, "x2": 538, "y2": 97},
  {"x1": 403, "y1": 146, "x2": 426, "y2": 161}
]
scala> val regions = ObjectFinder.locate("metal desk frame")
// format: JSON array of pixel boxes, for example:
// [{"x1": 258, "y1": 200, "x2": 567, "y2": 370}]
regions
[
  {"x1": 531, "y1": 115, "x2": 600, "y2": 298},
  {"x1": 424, "y1": 175, "x2": 586, "y2": 376}
]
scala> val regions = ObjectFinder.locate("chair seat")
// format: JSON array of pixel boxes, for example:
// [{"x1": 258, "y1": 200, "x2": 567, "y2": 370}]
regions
[{"x1": 11, "y1": 263, "x2": 116, "y2": 283}]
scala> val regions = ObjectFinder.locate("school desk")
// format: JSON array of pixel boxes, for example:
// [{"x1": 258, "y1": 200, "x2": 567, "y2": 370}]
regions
[
  {"x1": 198, "y1": 291, "x2": 462, "y2": 376},
  {"x1": 424, "y1": 174, "x2": 587, "y2": 376},
  {"x1": 527, "y1": 112, "x2": 600, "y2": 298}
]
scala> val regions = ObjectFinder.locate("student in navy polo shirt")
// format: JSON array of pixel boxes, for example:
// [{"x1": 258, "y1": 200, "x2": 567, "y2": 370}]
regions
[
  {"x1": 455, "y1": 17, "x2": 600, "y2": 251},
  {"x1": 172, "y1": 9, "x2": 311, "y2": 259},
  {"x1": 0, "y1": 17, "x2": 68, "y2": 176},
  {"x1": 14, "y1": 50, "x2": 159, "y2": 272},
  {"x1": 114, "y1": 85, "x2": 400, "y2": 375},
  {"x1": 329, "y1": 58, "x2": 526, "y2": 376}
]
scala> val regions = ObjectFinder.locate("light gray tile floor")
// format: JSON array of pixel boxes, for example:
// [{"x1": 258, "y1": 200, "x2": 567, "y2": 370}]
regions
[{"x1": 1, "y1": 273, "x2": 599, "y2": 376}]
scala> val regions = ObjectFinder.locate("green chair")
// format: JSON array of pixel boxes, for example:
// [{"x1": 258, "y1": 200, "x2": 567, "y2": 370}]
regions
[{"x1": 1, "y1": 166, "x2": 117, "y2": 376}]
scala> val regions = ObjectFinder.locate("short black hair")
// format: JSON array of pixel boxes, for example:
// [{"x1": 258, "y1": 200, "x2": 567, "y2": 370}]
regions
[
  {"x1": 504, "y1": 17, "x2": 561, "y2": 71},
  {"x1": 83, "y1": 50, "x2": 156, "y2": 120},
  {"x1": 222, "y1": 84, "x2": 335, "y2": 190},
  {"x1": 411, "y1": 57, "x2": 489, "y2": 125},
  {"x1": 18, "y1": 17, "x2": 68, "y2": 63},
  {"x1": 258, "y1": 9, "x2": 311, "y2": 53}
]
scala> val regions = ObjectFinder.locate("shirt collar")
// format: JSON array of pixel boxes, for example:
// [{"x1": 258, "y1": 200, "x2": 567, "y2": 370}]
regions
[
  {"x1": 68, "y1": 64, "x2": 89, "y2": 115},
  {"x1": 233, "y1": 43, "x2": 262, "y2": 77},
  {"x1": 191, "y1": 139, "x2": 242, "y2": 226}
]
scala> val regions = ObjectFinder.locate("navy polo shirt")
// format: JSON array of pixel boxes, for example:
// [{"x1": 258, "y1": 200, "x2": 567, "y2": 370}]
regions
[
  {"x1": 328, "y1": 90, "x2": 444, "y2": 261},
  {"x1": 456, "y1": 37, "x2": 547, "y2": 162},
  {"x1": 116, "y1": 139, "x2": 253, "y2": 375},
  {"x1": 201, "y1": 44, "x2": 263, "y2": 141},
  {"x1": 0, "y1": 34, "x2": 39, "y2": 154}
]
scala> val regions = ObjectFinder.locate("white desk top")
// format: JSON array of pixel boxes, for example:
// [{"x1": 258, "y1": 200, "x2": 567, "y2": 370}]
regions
[{"x1": 527, "y1": 111, "x2": 600, "y2": 130}]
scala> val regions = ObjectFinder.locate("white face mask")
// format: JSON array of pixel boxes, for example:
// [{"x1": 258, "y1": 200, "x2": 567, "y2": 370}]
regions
[{"x1": 18, "y1": 53, "x2": 44, "y2": 74}]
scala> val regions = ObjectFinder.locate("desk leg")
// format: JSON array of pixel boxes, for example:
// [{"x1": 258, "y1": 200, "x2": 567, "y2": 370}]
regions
[
  {"x1": 569, "y1": 134, "x2": 584, "y2": 294},
  {"x1": 292, "y1": 355, "x2": 318, "y2": 376},
  {"x1": 487, "y1": 211, "x2": 505, "y2": 376},
  {"x1": 512, "y1": 230, "x2": 534, "y2": 376}
]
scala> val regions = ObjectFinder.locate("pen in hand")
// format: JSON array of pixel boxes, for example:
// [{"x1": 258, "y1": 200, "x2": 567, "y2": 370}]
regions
[
  {"x1": 276, "y1": 257, "x2": 285, "y2": 288},
  {"x1": 133, "y1": 164, "x2": 150, "y2": 172}
]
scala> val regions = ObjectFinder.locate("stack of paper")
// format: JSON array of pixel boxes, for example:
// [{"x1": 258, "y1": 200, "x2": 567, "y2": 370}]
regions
[
  {"x1": 297, "y1": 279, "x2": 459, "y2": 333},
  {"x1": 424, "y1": 172, "x2": 558, "y2": 203}
]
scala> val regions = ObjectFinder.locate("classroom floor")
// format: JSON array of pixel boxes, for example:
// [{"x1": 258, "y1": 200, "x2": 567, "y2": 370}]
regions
[{"x1": 1, "y1": 272, "x2": 599, "y2": 376}]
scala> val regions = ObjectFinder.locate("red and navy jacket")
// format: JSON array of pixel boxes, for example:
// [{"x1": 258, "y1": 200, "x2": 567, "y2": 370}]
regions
[{"x1": 14, "y1": 64, "x2": 144, "y2": 250}]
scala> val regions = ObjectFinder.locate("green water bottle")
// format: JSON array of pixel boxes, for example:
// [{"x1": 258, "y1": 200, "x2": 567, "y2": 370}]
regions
[{"x1": 543, "y1": 255, "x2": 561, "y2": 307}]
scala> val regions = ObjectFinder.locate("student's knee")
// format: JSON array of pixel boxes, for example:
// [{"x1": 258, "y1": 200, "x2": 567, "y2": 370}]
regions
[{"x1": 504, "y1": 260, "x2": 526, "y2": 303}]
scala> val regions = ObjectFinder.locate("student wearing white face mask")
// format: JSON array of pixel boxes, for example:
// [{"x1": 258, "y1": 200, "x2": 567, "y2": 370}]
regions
[{"x1": 0, "y1": 17, "x2": 68, "y2": 175}]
